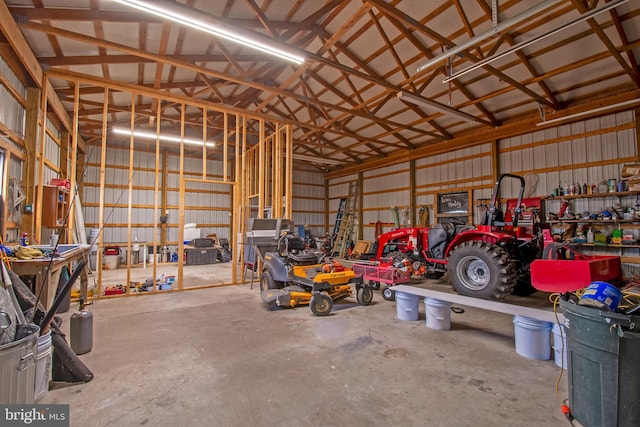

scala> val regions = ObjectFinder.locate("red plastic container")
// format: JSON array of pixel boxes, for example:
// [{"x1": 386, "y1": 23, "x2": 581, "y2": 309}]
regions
[
  {"x1": 50, "y1": 178, "x2": 71, "y2": 189},
  {"x1": 104, "y1": 246, "x2": 120, "y2": 256},
  {"x1": 530, "y1": 255, "x2": 622, "y2": 293}
]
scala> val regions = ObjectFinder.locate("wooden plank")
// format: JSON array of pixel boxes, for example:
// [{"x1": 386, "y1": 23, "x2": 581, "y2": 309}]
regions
[{"x1": 393, "y1": 285, "x2": 563, "y2": 323}]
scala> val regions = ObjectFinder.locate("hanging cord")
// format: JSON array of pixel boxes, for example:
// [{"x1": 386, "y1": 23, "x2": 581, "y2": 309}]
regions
[{"x1": 549, "y1": 292, "x2": 579, "y2": 426}]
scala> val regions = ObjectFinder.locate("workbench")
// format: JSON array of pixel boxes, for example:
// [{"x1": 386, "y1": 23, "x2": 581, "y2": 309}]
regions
[{"x1": 11, "y1": 244, "x2": 90, "y2": 310}]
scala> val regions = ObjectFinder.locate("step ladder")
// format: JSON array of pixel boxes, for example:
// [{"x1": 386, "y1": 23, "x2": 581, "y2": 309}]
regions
[
  {"x1": 332, "y1": 181, "x2": 357, "y2": 257},
  {"x1": 332, "y1": 213, "x2": 354, "y2": 258}
]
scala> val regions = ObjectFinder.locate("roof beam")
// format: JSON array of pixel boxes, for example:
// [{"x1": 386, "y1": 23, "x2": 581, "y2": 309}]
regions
[{"x1": 0, "y1": 1, "x2": 71, "y2": 130}]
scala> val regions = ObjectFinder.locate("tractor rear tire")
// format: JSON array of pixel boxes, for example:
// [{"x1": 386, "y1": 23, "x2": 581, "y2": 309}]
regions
[
  {"x1": 448, "y1": 241, "x2": 516, "y2": 300},
  {"x1": 310, "y1": 293, "x2": 333, "y2": 316}
]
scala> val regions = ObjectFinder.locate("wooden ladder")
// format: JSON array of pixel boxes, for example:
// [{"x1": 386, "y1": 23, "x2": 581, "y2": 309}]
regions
[{"x1": 332, "y1": 181, "x2": 357, "y2": 257}]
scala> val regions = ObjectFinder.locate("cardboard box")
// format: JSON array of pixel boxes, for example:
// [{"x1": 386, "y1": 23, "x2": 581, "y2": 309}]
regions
[
  {"x1": 621, "y1": 163, "x2": 640, "y2": 178},
  {"x1": 628, "y1": 178, "x2": 640, "y2": 191}
]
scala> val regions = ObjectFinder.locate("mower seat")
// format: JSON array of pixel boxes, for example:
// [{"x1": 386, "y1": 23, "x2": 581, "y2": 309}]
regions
[{"x1": 288, "y1": 251, "x2": 318, "y2": 265}]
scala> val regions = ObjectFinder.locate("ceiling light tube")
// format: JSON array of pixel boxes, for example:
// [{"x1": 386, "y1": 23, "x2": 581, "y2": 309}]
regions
[
  {"x1": 397, "y1": 91, "x2": 490, "y2": 125},
  {"x1": 291, "y1": 154, "x2": 342, "y2": 165},
  {"x1": 442, "y1": 0, "x2": 628, "y2": 83},
  {"x1": 112, "y1": 0, "x2": 304, "y2": 65},
  {"x1": 112, "y1": 127, "x2": 215, "y2": 147},
  {"x1": 417, "y1": 0, "x2": 563, "y2": 73},
  {"x1": 536, "y1": 98, "x2": 640, "y2": 127}
]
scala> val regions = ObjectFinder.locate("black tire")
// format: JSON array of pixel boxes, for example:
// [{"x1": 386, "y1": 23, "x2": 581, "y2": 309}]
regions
[
  {"x1": 310, "y1": 293, "x2": 333, "y2": 316},
  {"x1": 259, "y1": 271, "x2": 276, "y2": 292},
  {"x1": 369, "y1": 280, "x2": 380, "y2": 290},
  {"x1": 448, "y1": 241, "x2": 516, "y2": 300},
  {"x1": 357, "y1": 284, "x2": 373, "y2": 306},
  {"x1": 425, "y1": 271, "x2": 445, "y2": 279},
  {"x1": 382, "y1": 286, "x2": 395, "y2": 301}
]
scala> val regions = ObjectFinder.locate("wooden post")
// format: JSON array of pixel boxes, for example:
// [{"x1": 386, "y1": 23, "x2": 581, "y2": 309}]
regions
[{"x1": 23, "y1": 87, "x2": 40, "y2": 236}]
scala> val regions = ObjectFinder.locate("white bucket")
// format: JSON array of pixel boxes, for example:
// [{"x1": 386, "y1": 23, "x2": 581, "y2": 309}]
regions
[
  {"x1": 49, "y1": 234, "x2": 59, "y2": 248},
  {"x1": 34, "y1": 331, "x2": 52, "y2": 402},
  {"x1": 513, "y1": 315, "x2": 552, "y2": 360},
  {"x1": 395, "y1": 291, "x2": 420, "y2": 321},
  {"x1": 104, "y1": 254, "x2": 118, "y2": 270},
  {"x1": 552, "y1": 323, "x2": 567, "y2": 369},
  {"x1": 424, "y1": 298, "x2": 452, "y2": 330}
]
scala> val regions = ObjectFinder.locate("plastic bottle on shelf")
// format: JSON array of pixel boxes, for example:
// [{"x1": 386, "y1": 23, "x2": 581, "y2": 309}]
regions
[
  {"x1": 563, "y1": 181, "x2": 570, "y2": 196},
  {"x1": 587, "y1": 228, "x2": 594, "y2": 244},
  {"x1": 582, "y1": 182, "x2": 588, "y2": 195},
  {"x1": 612, "y1": 227, "x2": 623, "y2": 245}
]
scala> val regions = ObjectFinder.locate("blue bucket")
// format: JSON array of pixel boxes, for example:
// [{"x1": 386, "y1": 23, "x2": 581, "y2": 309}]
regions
[{"x1": 579, "y1": 281, "x2": 622, "y2": 311}]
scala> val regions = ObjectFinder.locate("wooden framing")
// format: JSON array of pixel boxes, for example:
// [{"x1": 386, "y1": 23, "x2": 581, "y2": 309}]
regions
[{"x1": 35, "y1": 68, "x2": 292, "y2": 296}]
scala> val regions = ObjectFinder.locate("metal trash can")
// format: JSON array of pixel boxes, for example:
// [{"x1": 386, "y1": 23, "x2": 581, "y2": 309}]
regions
[
  {"x1": 0, "y1": 324, "x2": 40, "y2": 404},
  {"x1": 560, "y1": 299, "x2": 640, "y2": 427}
]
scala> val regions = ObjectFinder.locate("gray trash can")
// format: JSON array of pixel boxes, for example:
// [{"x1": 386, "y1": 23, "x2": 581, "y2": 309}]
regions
[
  {"x1": 0, "y1": 324, "x2": 40, "y2": 404},
  {"x1": 560, "y1": 299, "x2": 640, "y2": 427}
]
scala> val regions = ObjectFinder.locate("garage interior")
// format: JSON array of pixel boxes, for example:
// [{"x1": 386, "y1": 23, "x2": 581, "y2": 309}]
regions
[{"x1": 0, "y1": 0, "x2": 640, "y2": 426}]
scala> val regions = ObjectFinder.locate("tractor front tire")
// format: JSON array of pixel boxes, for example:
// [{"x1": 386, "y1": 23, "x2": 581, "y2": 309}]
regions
[
  {"x1": 310, "y1": 293, "x2": 333, "y2": 316},
  {"x1": 448, "y1": 241, "x2": 516, "y2": 300}
]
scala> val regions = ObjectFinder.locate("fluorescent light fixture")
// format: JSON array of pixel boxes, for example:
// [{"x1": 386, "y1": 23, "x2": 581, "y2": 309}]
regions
[
  {"x1": 112, "y1": 0, "x2": 304, "y2": 65},
  {"x1": 417, "y1": 0, "x2": 563, "y2": 73},
  {"x1": 292, "y1": 154, "x2": 342, "y2": 165},
  {"x1": 442, "y1": 0, "x2": 628, "y2": 83},
  {"x1": 536, "y1": 98, "x2": 640, "y2": 127},
  {"x1": 397, "y1": 91, "x2": 491, "y2": 125},
  {"x1": 112, "y1": 127, "x2": 215, "y2": 147}
]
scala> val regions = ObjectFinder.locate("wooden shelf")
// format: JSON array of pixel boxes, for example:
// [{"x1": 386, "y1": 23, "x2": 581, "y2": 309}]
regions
[
  {"x1": 542, "y1": 191, "x2": 640, "y2": 266},
  {"x1": 579, "y1": 243, "x2": 640, "y2": 249},
  {"x1": 38, "y1": 184, "x2": 70, "y2": 228},
  {"x1": 546, "y1": 219, "x2": 637, "y2": 224},
  {"x1": 545, "y1": 191, "x2": 639, "y2": 201}
]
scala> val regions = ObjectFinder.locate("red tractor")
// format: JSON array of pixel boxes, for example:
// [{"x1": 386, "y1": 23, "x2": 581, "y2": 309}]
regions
[{"x1": 375, "y1": 174, "x2": 543, "y2": 300}]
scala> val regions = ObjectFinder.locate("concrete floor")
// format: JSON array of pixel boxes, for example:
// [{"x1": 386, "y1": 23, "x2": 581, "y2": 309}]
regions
[{"x1": 43, "y1": 266, "x2": 571, "y2": 427}]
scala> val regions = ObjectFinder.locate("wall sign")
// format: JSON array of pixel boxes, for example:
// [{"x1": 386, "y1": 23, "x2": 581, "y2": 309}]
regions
[{"x1": 437, "y1": 191, "x2": 469, "y2": 217}]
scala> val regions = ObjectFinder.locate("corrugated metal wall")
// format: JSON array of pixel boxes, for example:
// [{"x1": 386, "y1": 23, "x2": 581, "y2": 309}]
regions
[
  {"x1": 83, "y1": 146, "x2": 233, "y2": 251},
  {"x1": 499, "y1": 111, "x2": 636, "y2": 197},
  {"x1": 291, "y1": 164, "x2": 324, "y2": 238},
  {"x1": 0, "y1": 56, "x2": 27, "y2": 240}
]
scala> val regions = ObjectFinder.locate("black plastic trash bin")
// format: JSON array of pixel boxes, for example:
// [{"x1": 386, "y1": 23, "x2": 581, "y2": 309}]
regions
[{"x1": 560, "y1": 299, "x2": 640, "y2": 427}]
